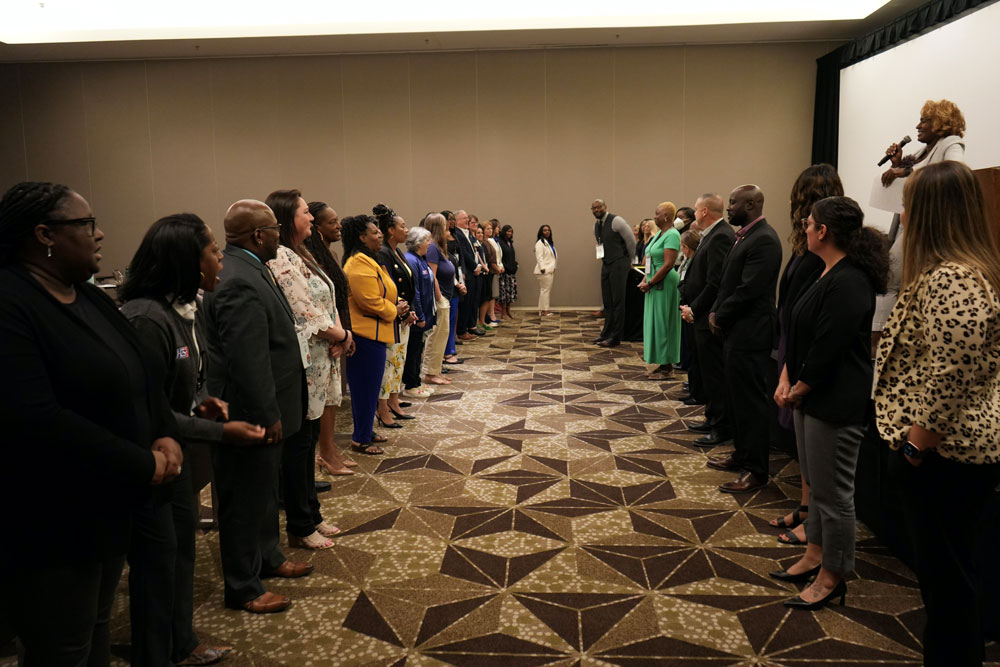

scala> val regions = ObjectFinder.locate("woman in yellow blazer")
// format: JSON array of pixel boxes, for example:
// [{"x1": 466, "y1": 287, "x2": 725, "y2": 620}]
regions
[
  {"x1": 342, "y1": 215, "x2": 406, "y2": 455},
  {"x1": 874, "y1": 161, "x2": 1000, "y2": 666}
]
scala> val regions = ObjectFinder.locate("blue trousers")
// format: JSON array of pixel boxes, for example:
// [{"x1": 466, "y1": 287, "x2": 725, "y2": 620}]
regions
[
  {"x1": 446, "y1": 296, "x2": 459, "y2": 356},
  {"x1": 346, "y1": 336, "x2": 387, "y2": 444}
]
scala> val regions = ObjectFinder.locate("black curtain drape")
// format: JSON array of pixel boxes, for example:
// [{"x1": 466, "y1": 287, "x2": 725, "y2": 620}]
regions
[{"x1": 811, "y1": 0, "x2": 998, "y2": 166}]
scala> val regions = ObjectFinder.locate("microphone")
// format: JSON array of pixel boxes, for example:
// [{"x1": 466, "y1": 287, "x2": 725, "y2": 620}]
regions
[{"x1": 877, "y1": 135, "x2": 911, "y2": 166}]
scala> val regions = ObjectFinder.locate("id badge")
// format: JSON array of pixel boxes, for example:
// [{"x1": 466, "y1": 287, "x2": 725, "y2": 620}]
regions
[
  {"x1": 644, "y1": 256, "x2": 652, "y2": 276},
  {"x1": 596, "y1": 244, "x2": 604, "y2": 259}
]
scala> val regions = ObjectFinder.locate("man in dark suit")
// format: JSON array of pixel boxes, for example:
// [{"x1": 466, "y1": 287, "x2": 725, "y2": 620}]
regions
[
  {"x1": 591, "y1": 199, "x2": 635, "y2": 347},
  {"x1": 705, "y1": 185, "x2": 782, "y2": 493},
  {"x1": 679, "y1": 193, "x2": 735, "y2": 446},
  {"x1": 453, "y1": 209, "x2": 480, "y2": 339},
  {"x1": 203, "y1": 199, "x2": 311, "y2": 614}
]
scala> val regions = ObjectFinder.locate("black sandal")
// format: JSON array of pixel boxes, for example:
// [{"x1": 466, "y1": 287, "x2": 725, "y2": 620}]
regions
[
  {"x1": 778, "y1": 529, "x2": 806, "y2": 546},
  {"x1": 769, "y1": 504, "x2": 808, "y2": 529},
  {"x1": 390, "y1": 408, "x2": 415, "y2": 420},
  {"x1": 352, "y1": 442, "x2": 384, "y2": 455}
]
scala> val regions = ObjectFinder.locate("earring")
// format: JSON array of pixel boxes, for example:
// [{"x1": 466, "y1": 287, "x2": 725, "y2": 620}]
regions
[
  {"x1": 200, "y1": 271, "x2": 205, "y2": 279},
  {"x1": 256, "y1": 239, "x2": 262, "y2": 247},
  {"x1": 46, "y1": 245, "x2": 52, "y2": 258}
]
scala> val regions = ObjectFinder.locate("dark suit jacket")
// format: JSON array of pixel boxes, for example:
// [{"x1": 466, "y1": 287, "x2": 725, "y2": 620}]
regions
[
  {"x1": 455, "y1": 229, "x2": 477, "y2": 278},
  {"x1": 786, "y1": 259, "x2": 875, "y2": 424},
  {"x1": 0, "y1": 266, "x2": 175, "y2": 567},
  {"x1": 710, "y1": 218, "x2": 782, "y2": 350},
  {"x1": 678, "y1": 219, "x2": 735, "y2": 330},
  {"x1": 203, "y1": 246, "x2": 304, "y2": 436}
]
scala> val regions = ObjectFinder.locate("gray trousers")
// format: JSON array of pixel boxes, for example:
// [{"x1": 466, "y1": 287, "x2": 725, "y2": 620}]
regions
[{"x1": 794, "y1": 409, "x2": 864, "y2": 575}]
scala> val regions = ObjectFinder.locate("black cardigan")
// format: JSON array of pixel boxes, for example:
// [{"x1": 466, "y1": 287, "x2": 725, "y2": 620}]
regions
[
  {"x1": 498, "y1": 237, "x2": 518, "y2": 275},
  {"x1": 777, "y1": 250, "x2": 824, "y2": 337},
  {"x1": 786, "y1": 259, "x2": 876, "y2": 424},
  {"x1": 377, "y1": 244, "x2": 415, "y2": 310},
  {"x1": 0, "y1": 266, "x2": 176, "y2": 567}
]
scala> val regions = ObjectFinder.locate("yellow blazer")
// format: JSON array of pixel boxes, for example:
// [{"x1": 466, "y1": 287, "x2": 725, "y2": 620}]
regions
[
  {"x1": 874, "y1": 262, "x2": 1000, "y2": 464},
  {"x1": 344, "y1": 253, "x2": 398, "y2": 344}
]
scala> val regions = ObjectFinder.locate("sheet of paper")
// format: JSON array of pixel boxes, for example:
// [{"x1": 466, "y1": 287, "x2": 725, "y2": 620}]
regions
[{"x1": 869, "y1": 174, "x2": 904, "y2": 214}]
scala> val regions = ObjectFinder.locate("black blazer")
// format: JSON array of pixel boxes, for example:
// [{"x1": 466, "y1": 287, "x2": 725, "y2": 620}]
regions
[
  {"x1": 777, "y1": 251, "x2": 824, "y2": 338},
  {"x1": 710, "y1": 218, "x2": 782, "y2": 350},
  {"x1": 455, "y1": 229, "x2": 477, "y2": 277},
  {"x1": 678, "y1": 219, "x2": 735, "y2": 330},
  {"x1": 377, "y1": 244, "x2": 415, "y2": 309},
  {"x1": 786, "y1": 259, "x2": 876, "y2": 424},
  {"x1": 498, "y1": 237, "x2": 518, "y2": 275},
  {"x1": 203, "y1": 246, "x2": 305, "y2": 436},
  {"x1": 0, "y1": 266, "x2": 175, "y2": 567}
]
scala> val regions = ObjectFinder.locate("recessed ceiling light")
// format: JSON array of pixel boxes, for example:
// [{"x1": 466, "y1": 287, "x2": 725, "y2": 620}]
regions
[{"x1": 0, "y1": 0, "x2": 891, "y2": 44}]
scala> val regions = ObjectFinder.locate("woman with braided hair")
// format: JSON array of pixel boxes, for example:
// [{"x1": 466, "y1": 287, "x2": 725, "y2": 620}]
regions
[{"x1": 0, "y1": 182, "x2": 181, "y2": 665}]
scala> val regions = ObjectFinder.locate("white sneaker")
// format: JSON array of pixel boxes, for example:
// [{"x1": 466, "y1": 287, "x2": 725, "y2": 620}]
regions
[{"x1": 403, "y1": 387, "x2": 433, "y2": 398}]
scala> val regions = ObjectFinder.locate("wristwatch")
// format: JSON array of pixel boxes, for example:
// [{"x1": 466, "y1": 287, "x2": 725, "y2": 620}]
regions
[{"x1": 901, "y1": 439, "x2": 926, "y2": 459}]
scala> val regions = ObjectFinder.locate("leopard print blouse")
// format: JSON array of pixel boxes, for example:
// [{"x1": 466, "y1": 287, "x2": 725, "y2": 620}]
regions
[{"x1": 874, "y1": 262, "x2": 1000, "y2": 464}]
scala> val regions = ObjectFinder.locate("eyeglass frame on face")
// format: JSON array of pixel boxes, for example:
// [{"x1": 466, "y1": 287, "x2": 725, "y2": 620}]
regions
[{"x1": 42, "y1": 216, "x2": 97, "y2": 237}]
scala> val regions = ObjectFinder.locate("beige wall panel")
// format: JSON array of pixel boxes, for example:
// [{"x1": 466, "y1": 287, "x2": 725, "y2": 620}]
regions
[
  {"x1": 18, "y1": 63, "x2": 91, "y2": 200},
  {"x1": 544, "y1": 48, "x2": 615, "y2": 307},
  {"x1": 81, "y1": 61, "x2": 155, "y2": 274},
  {"x1": 267, "y1": 56, "x2": 346, "y2": 207},
  {"x1": 0, "y1": 66, "x2": 28, "y2": 189},
  {"x1": 409, "y1": 52, "x2": 477, "y2": 219},
  {"x1": 340, "y1": 54, "x2": 412, "y2": 219},
  {"x1": 613, "y1": 47, "x2": 687, "y2": 225},
  {"x1": 475, "y1": 50, "x2": 547, "y2": 273},
  {"x1": 209, "y1": 59, "x2": 285, "y2": 211},
  {"x1": 145, "y1": 60, "x2": 217, "y2": 229}
]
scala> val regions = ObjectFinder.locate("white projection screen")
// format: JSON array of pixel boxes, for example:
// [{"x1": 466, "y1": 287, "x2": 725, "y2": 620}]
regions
[{"x1": 838, "y1": 0, "x2": 1000, "y2": 232}]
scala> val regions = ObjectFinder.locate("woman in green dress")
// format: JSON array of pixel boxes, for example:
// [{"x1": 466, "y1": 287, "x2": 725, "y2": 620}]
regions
[{"x1": 639, "y1": 201, "x2": 682, "y2": 379}]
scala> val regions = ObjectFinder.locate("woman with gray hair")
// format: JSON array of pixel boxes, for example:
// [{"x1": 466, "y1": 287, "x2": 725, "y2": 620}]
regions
[{"x1": 402, "y1": 226, "x2": 437, "y2": 395}]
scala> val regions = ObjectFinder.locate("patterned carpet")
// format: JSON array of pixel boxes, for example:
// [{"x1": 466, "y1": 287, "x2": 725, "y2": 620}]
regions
[{"x1": 7, "y1": 311, "x2": 996, "y2": 665}]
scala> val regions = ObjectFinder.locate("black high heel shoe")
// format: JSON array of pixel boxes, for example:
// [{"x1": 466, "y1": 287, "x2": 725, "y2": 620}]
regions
[
  {"x1": 390, "y1": 408, "x2": 415, "y2": 420},
  {"x1": 783, "y1": 578, "x2": 847, "y2": 610},
  {"x1": 377, "y1": 415, "x2": 403, "y2": 429},
  {"x1": 769, "y1": 564, "x2": 820, "y2": 583}
]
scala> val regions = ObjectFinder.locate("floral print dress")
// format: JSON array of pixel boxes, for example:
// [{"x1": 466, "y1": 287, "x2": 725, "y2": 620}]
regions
[{"x1": 268, "y1": 246, "x2": 342, "y2": 420}]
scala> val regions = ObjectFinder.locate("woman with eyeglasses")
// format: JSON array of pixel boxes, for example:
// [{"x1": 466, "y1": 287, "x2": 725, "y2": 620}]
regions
[
  {"x1": 120, "y1": 213, "x2": 264, "y2": 666},
  {"x1": 0, "y1": 182, "x2": 181, "y2": 665}
]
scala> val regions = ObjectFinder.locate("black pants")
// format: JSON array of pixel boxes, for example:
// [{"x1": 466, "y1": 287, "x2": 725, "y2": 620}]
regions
[
  {"x1": 693, "y1": 325, "x2": 727, "y2": 429},
  {"x1": 403, "y1": 323, "x2": 427, "y2": 389},
  {"x1": 463, "y1": 274, "x2": 482, "y2": 332},
  {"x1": 128, "y1": 464, "x2": 199, "y2": 666},
  {"x1": 2, "y1": 554, "x2": 125, "y2": 666},
  {"x1": 211, "y1": 442, "x2": 286, "y2": 608},
  {"x1": 282, "y1": 418, "x2": 323, "y2": 538},
  {"x1": 891, "y1": 450, "x2": 1000, "y2": 666},
  {"x1": 599, "y1": 258, "x2": 630, "y2": 343},
  {"x1": 723, "y1": 341, "x2": 770, "y2": 479}
]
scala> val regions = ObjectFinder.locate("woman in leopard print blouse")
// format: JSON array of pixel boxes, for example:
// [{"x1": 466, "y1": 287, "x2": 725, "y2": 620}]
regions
[{"x1": 874, "y1": 161, "x2": 1000, "y2": 666}]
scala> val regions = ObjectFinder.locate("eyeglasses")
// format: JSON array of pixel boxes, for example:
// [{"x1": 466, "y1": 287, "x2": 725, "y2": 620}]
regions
[{"x1": 43, "y1": 216, "x2": 97, "y2": 237}]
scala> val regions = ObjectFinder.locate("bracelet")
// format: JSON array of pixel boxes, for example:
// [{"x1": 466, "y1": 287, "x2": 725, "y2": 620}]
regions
[{"x1": 337, "y1": 330, "x2": 349, "y2": 343}]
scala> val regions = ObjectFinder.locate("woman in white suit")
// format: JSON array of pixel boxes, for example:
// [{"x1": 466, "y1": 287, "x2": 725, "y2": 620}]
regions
[{"x1": 534, "y1": 224, "x2": 557, "y2": 316}]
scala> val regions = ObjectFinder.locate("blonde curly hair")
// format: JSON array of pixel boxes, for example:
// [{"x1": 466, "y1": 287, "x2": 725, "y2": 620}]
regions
[{"x1": 921, "y1": 99, "x2": 966, "y2": 139}]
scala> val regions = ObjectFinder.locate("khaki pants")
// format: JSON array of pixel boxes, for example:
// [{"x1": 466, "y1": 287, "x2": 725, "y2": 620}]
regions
[{"x1": 422, "y1": 298, "x2": 450, "y2": 376}]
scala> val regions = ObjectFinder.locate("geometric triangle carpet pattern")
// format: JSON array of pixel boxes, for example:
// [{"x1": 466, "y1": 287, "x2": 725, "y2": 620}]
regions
[{"x1": 26, "y1": 311, "x2": 1000, "y2": 666}]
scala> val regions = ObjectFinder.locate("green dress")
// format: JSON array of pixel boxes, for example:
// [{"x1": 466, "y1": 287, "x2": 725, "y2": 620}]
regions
[{"x1": 643, "y1": 228, "x2": 681, "y2": 365}]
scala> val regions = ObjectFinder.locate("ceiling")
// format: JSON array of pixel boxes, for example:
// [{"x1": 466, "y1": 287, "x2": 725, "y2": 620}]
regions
[{"x1": 0, "y1": 0, "x2": 927, "y2": 63}]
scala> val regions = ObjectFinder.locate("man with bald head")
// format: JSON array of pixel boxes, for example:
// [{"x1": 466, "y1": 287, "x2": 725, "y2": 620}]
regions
[
  {"x1": 704, "y1": 185, "x2": 782, "y2": 494},
  {"x1": 203, "y1": 199, "x2": 310, "y2": 614},
  {"x1": 679, "y1": 193, "x2": 735, "y2": 445},
  {"x1": 591, "y1": 199, "x2": 635, "y2": 347}
]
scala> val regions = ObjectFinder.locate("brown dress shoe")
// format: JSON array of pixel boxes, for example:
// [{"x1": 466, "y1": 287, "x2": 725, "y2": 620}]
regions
[
  {"x1": 706, "y1": 454, "x2": 740, "y2": 471},
  {"x1": 242, "y1": 592, "x2": 292, "y2": 614},
  {"x1": 263, "y1": 560, "x2": 314, "y2": 578},
  {"x1": 718, "y1": 471, "x2": 767, "y2": 494}
]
